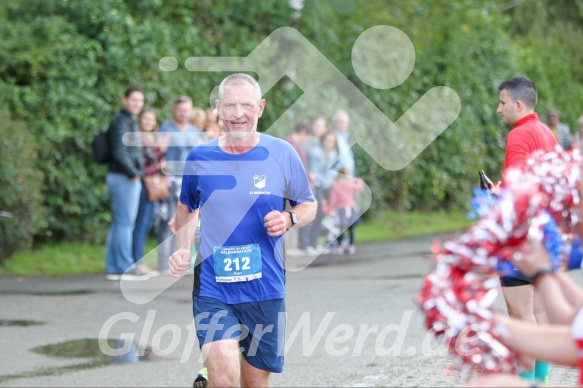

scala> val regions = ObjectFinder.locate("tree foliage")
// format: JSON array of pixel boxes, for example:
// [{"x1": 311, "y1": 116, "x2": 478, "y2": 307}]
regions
[
  {"x1": 506, "y1": 0, "x2": 583, "y2": 126},
  {"x1": 1, "y1": 0, "x2": 582, "y2": 259},
  {"x1": 0, "y1": 111, "x2": 43, "y2": 259}
]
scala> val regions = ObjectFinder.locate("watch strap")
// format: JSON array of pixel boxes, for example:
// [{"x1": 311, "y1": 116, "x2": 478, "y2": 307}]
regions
[{"x1": 286, "y1": 210, "x2": 297, "y2": 230}]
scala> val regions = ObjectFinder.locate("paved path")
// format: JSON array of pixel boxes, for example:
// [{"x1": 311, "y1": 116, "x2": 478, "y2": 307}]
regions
[{"x1": 0, "y1": 235, "x2": 579, "y2": 387}]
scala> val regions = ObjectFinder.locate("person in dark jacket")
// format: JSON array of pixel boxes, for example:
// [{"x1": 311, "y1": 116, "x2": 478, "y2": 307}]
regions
[{"x1": 105, "y1": 87, "x2": 151, "y2": 280}]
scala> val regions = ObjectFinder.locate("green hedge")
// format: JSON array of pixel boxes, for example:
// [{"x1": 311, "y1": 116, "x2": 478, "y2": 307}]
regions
[{"x1": 0, "y1": 111, "x2": 43, "y2": 260}]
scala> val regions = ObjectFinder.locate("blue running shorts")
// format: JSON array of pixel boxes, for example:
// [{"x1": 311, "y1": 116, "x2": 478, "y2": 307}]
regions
[{"x1": 193, "y1": 295, "x2": 286, "y2": 373}]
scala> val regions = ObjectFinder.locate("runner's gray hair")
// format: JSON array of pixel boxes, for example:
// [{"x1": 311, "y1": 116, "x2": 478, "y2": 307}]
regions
[{"x1": 218, "y1": 73, "x2": 262, "y2": 102}]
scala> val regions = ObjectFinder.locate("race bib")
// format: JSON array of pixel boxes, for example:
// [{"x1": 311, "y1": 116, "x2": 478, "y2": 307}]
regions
[{"x1": 213, "y1": 244, "x2": 262, "y2": 283}]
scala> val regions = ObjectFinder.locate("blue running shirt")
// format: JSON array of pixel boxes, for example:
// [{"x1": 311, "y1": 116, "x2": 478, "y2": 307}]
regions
[{"x1": 180, "y1": 134, "x2": 315, "y2": 304}]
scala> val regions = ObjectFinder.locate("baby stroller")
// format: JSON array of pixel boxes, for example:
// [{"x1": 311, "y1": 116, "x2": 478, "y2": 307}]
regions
[{"x1": 321, "y1": 200, "x2": 362, "y2": 254}]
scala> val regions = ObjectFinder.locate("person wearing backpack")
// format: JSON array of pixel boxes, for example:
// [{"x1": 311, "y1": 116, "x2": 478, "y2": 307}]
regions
[{"x1": 104, "y1": 87, "x2": 152, "y2": 281}]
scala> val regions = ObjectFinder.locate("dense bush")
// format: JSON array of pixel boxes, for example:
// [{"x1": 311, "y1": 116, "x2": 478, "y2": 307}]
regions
[
  {"x1": 0, "y1": 0, "x2": 294, "y2": 247},
  {"x1": 0, "y1": 111, "x2": 43, "y2": 261},
  {"x1": 298, "y1": 0, "x2": 518, "y2": 211},
  {"x1": 507, "y1": 0, "x2": 583, "y2": 128}
]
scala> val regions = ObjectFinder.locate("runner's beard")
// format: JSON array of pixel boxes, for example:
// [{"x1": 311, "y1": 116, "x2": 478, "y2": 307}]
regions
[
  {"x1": 226, "y1": 129, "x2": 254, "y2": 140},
  {"x1": 223, "y1": 113, "x2": 257, "y2": 140}
]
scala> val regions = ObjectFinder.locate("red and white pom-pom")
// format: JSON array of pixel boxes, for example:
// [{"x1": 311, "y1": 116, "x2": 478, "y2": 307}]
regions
[{"x1": 415, "y1": 147, "x2": 581, "y2": 377}]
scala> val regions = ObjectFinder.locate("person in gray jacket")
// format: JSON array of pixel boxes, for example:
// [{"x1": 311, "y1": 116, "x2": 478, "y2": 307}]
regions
[
  {"x1": 105, "y1": 87, "x2": 152, "y2": 280},
  {"x1": 547, "y1": 109, "x2": 572, "y2": 150}
]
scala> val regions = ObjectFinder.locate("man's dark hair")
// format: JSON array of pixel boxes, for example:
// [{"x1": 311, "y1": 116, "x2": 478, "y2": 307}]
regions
[
  {"x1": 124, "y1": 87, "x2": 144, "y2": 98},
  {"x1": 294, "y1": 122, "x2": 310, "y2": 134},
  {"x1": 497, "y1": 76, "x2": 537, "y2": 109}
]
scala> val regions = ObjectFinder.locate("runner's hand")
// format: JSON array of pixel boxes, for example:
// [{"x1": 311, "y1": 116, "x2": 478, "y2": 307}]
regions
[
  {"x1": 168, "y1": 248, "x2": 191, "y2": 277},
  {"x1": 264, "y1": 210, "x2": 288, "y2": 237}
]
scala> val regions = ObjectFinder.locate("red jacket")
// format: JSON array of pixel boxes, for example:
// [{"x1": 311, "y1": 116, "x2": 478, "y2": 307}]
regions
[{"x1": 502, "y1": 113, "x2": 557, "y2": 182}]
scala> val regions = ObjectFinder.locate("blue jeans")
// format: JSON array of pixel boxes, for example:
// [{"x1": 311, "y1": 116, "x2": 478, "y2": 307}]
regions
[
  {"x1": 105, "y1": 172, "x2": 141, "y2": 274},
  {"x1": 132, "y1": 181, "x2": 157, "y2": 265},
  {"x1": 156, "y1": 182, "x2": 177, "y2": 271},
  {"x1": 299, "y1": 187, "x2": 325, "y2": 249}
]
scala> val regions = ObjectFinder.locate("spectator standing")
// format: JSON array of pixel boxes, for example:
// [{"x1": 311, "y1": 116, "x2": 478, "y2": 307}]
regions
[
  {"x1": 547, "y1": 109, "x2": 571, "y2": 150},
  {"x1": 105, "y1": 87, "x2": 151, "y2": 281},
  {"x1": 190, "y1": 106, "x2": 206, "y2": 132},
  {"x1": 495, "y1": 76, "x2": 558, "y2": 383},
  {"x1": 304, "y1": 129, "x2": 338, "y2": 253},
  {"x1": 332, "y1": 110, "x2": 355, "y2": 176},
  {"x1": 132, "y1": 107, "x2": 169, "y2": 274},
  {"x1": 203, "y1": 109, "x2": 225, "y2": 141},
  {"x1": 284, "y1": 122, "x2": 311, "y2": 253},
  {"x1": 328, "y1": 167, "x2": 364, "y2": 255},
  {"x1": 284, "y1": 122, "x2": 310, "y2": 168},
  {"x1": 158, "y1": 96, "x2": 202, "y2": 266},
  {"x1": 572, "y1": 116, "x2": 583, "y2": 149},
  {"x1": 204, "y1": 108, "x2": 220, "y2": 134},
  {"x1": 317, "y1": 131, "x2": 340, "y2": 194},
  {"x1": 304, "y1": 115, "x2": 329, "y2": 154}
]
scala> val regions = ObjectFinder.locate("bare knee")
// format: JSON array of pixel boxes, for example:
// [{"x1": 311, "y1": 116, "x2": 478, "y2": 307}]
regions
[
  {"x1": 209, "y1": 373, "x2": 239, "y2": 388},
  {"x1": 208, "y1": 361, "x2": 240, "y2": 387},
  {"x1": 203, "y1": 340, "x2": 241, "y2": 387},
  {"x1": 240, "y1": 357, "x2": 270, "y2": 388}
]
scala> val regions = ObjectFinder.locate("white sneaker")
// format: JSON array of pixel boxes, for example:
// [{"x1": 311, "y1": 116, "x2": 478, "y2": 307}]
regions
[
  {"x1": 120, "y1": 268, "x2": 151, "y2": 281},
  {"x1": 286, "y1": 248, "x2": 305, "y2": 257},
  {"x1": 137, "y1": 264, "x2": 160, "y2": 277},
  {"x1": 348, "y1": 244, "x2": 356, "y2": 255},
  {"x1": 305, "y1": 246, "x2": 318, "y2": 255}
]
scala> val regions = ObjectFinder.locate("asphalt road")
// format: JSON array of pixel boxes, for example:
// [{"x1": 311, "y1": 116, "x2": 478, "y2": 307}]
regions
[{"x1": 0, "y1": 235, "x2": 579, "y2": 387}]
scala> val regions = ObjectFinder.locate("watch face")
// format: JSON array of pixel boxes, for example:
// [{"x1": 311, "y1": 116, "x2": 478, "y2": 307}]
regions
[{"x1": 289, "y1": 211, "x2": 298, "y2": 224}]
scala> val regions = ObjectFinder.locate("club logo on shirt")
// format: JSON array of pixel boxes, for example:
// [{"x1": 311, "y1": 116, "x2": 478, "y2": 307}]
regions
[
  {"x1": 250, "y1": 175, "x2": 270, "y2": 195},
  {"x1": 253, "y1": 175, "x2": 266, "y2": 189}
]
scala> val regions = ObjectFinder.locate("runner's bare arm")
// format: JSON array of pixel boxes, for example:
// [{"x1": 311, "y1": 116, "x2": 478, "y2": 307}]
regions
[
  {"x1": 168, "y1": 202, "x2": 199, "y2": 277},
  {"x1": 174, "y1": 202, "x2": 199, "y2": 250}
]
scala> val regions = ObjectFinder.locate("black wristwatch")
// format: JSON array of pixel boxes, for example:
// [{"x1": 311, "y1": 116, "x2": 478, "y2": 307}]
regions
[{"x1": 287, "y1": 211, "x2": 298, "y2": 230}]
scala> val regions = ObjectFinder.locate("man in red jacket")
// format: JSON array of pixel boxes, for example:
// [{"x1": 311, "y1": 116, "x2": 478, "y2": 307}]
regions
[{"x1": 495, "y1": 76, "x2": 557, "y2": 383}]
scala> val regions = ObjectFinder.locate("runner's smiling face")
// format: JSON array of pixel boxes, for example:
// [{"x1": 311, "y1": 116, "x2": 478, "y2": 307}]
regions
[{"x1": 217, "y1": 82, "x2": 265, "y2": 140}]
